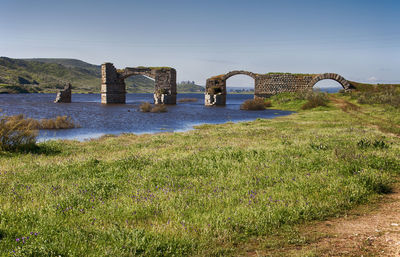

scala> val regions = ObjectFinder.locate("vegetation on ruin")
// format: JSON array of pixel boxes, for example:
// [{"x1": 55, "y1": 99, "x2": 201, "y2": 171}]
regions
[
  {"x1": 0, "y1": 87, "x2": 399, "y2": 256},
  {"x1": 136, "y1": 66, "x2": 173, "y2": 70},
  {"x1": 207, "y1": 85, "x2": 223, "y2": 94},
  {"x1": 265, "y1": 72, "x2": 314, "y2": 76},
  {"x1": 209, "y1": 74, "x2": 225, "y2": 80}
]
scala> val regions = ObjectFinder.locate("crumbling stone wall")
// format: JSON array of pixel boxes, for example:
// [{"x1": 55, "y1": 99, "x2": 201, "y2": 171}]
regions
[
  {"x1": 205, "y1": 71, "x2": 352, "y2": 106},
  {"x1": 101, "y1": 63, "x2": 126, "y2": 104},
  {"x1": 54, "y1": 83, "x2": 72, "y2": 103},
  {"x1": 101, "y1": 63, "x2": 177, "y2": 104}
]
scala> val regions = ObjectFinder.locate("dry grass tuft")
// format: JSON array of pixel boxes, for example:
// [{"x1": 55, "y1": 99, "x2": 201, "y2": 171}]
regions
[
  {"x1": 39, "y1": 116, "x2": 78, "y2": 129},
  {"x1": 240, "y1": 99, "x2": 271, "y2": 110},
  {"x1": 0, "y1": 114, "x2": 37, "y2": 151},
  {"x1": 0, "y1": 114, "x2": 78, "y2": 151},
  {"x1": 139, "y1": 102, "x2": 152, "y2": 112},
  {"x1": 140, "y1": 102, "x2": 168, "y2": 113},
  {"x1": 150, "y1": 105, "x2": 168, "y2": 113}
]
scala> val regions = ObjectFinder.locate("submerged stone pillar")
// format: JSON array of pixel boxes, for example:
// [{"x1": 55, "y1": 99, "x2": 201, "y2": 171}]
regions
[
  {"x1": 101, "y1": 63, "x2": 126, "y2": 104},
  {"x1": 153, "y1": 68, "x2": 177, "y2": 105},
  {"x1": 54, "y1": 83, "x2": 72, "y2": 103},
  {"x1": 204, "y1": 77, "x2": 226, "y2": 106}
]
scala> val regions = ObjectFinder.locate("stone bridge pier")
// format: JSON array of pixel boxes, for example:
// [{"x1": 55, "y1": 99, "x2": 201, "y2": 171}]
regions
[
  {"x1": 205, "y1": 71, "x2": 353, "y2": 106},
  {"x1": 101, "y1": 63, "x2": 177, "y2": 104}
]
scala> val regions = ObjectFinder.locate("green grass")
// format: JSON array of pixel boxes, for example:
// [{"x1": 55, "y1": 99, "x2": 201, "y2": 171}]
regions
[{"x1": 0, "y1": 94, "x2": 399, "y2": 256}]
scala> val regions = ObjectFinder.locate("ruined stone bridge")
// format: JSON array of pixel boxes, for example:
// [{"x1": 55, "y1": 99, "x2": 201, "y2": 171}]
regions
[
  {"x1": 101, "y1": 62, "x2": 353, "y2": 106},
  {"x1": 205, "y1": 71, "x2": 353, "y2": 106},
  {"x1": 101, "y1": 63, "x2": 177, "y2": 104}
]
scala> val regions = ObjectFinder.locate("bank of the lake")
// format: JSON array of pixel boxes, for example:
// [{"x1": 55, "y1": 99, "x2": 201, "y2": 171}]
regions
[{"x1": 0, "y1": 93, "x2": 399, "y2": 256}]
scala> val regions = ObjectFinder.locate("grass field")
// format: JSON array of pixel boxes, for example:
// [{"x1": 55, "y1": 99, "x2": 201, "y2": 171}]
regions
[{"x1": 0, "y1": 92, "x2": 399, "y2": 256}]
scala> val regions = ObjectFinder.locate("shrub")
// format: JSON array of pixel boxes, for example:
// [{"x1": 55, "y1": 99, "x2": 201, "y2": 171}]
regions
[
  {"x1": 178, "y1": 98, "x2": 198, "y2": 103},
  {"x1": 39, "y1": 116, "x2": 78, "y2": 129},
  {"x1": 151, "y1": 105, "x2": 168, "y2": 113},
  {"x1": 301, "y1": 90, "x2": 329, "y2": 110},
  {"x1": 0, "y1": 114, "x2": 37, "y2": 151},
  {"x1": 355, "y1": 85, "x2": 400, "y2": 108},
  {"x1": 140, "y1": 102, "x2": 168, "y2": 113},
  {"x1": 140, "y1": 102, "x2": 152, "y2": 112},
  {"x1": 240, "y1": 99, "x2": 270, "y2": 110}
]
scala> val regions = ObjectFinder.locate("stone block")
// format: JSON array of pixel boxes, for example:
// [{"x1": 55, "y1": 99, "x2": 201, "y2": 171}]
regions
[
  {"x1": 54, "y1": 83, "x2": 72, "y2": 103},
  {"x1": 205, "y1": 94, "x2": 226, "y2": 106}
]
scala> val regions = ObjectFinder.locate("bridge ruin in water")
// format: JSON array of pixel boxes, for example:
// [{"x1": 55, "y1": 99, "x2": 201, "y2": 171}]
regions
[{"x1": 100, "y1": 63, "x2": 353, "y2": 106}]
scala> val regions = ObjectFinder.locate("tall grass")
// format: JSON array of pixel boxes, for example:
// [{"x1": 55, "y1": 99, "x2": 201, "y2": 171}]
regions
[
  {"x1": 352, "y1": 85, "x2": 400, "y2": 108},
  {"x1": 0, "y1": 114, "x2": 78, "y2": 151},
  {"x1": 240, "y1": 99, "x2": 271, "y2": 110},
  {"x1": 140, "y1": 102, "x2": 168, "y2": 113},
  {"x1": 0, "y1": 114, "x2": 37, "y2": 151}
]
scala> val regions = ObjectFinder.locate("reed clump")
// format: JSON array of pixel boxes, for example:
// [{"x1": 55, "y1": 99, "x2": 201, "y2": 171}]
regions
[
  {"x1": 150, "y1": 105, "x2": 168, "y2": 113},
  {"x1": 38, "y1": 116, "x2": 78, "y2": 129},
  {"x1": 240, "y1": 99, "x2": 271, "y2": 110},
  {"x1": 139, "y1": 102, "x2": 168, "y2": 113},
  {"x1": 0, "y1": 114, "x2": 37, "y2": 151}
]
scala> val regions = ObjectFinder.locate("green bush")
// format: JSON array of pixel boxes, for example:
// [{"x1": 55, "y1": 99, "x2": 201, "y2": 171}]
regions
[{"x1": 301, "y1": 90, "x2": 329, "y2": 110}]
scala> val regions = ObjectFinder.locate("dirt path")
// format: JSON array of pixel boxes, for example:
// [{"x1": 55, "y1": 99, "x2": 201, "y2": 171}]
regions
[
  {"x1": 329, "y1": 96, "x2": 400, "y2": 137},
  {"x1": 297, "y1": 183, "x2": 400, "y2": 256},
  {"x1": 243, "y1": 184, "x2": 400, "y2": 256}
]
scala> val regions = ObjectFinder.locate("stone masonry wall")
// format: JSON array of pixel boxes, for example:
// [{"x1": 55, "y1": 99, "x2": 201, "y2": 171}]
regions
[
  {"x1": 254, "y1": 74, "x2": 315, "y2": 98},
  {"x1": 205, "y1": 71, "x2": 352, "y2": 106},
  {"x1": 101, "y1": 63, "x2": 126, "y2": 104},
  {"x1": 101, "y1": 63, "x2": 177, "y2": 105}
]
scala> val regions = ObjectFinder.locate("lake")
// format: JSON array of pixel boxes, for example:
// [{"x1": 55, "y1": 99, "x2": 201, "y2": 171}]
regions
[{"x1": 0, "y1": 93, "x2": 294, "y2": 141}]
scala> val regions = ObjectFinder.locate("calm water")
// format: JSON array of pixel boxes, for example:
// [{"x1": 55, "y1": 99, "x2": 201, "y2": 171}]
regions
[{"x1": 0, "y1": 93, "x2": 293, "y2": 141}]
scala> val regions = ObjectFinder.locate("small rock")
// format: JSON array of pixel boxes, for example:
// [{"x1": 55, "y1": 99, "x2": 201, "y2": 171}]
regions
[{"x1": 391, "y1": 223, "x2": 399, "y2": 226}]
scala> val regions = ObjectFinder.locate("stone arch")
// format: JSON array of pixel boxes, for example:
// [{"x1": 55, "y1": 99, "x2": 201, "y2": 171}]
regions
[
  {"x1": 205, "y1": 70, "x2": 259, "y2": 106},
  {"x1": 308, "y1": 73, "x2": 351, "y2": 90},
  {"x1": 223, "y1": 70, "x2": 258, "y2": 80},
  {"x1": 101, "y1": 63, "x2": 177, "y2": 104}
]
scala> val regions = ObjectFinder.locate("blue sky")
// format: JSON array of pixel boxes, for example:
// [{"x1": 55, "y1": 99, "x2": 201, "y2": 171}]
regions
[{"x1": 1, "y1": 0, "x2": 399, "y2": 86}]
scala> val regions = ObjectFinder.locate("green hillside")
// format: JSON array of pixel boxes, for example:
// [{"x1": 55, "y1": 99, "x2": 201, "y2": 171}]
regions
[{"x1": 0, "y1": 57, "x2": 204, "y2": 94}]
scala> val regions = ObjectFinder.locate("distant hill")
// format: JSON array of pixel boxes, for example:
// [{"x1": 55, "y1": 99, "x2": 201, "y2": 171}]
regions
[
  {"x1": 0, "y1": 57, "x2": 203, "y2": 94},
  {"x1": 177, "y1": 81, "x2": 204, "y2": 93}
]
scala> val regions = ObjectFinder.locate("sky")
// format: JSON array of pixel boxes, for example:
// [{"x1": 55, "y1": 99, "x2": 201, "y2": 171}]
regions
[{"x1": 1, "y1": 0, "x2": 400, "y2": 87}]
